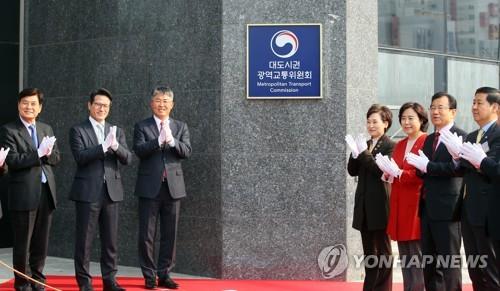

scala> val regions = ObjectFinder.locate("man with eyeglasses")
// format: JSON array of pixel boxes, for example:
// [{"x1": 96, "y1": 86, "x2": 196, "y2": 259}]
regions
[
  {"x1": 133, "y1": 86, "x2": 191, "y2": 290},
  {"x1": 69, "y1": 88, "x2": 132, "y2": 291},
  {"x1": 0, "y1": 88, "x2": 60, "y2": 291},
  {"x1": 407, "y1": 92, "x2": 467, "y2": 291}
]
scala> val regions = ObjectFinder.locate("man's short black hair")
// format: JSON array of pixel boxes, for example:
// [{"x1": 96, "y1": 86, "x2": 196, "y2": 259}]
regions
[
  {"x1": 19, "y1": 88, "x2": 44, "y2": 105},
  {"x1": 475, "y1": 87, "x2": 500, "y2": 105},
  {"x1": 89, "y1": 88, "x2": 112, "y2": 103},
  {"x1": 431, "y1": 92, "x2": 457, "y2": 109}
]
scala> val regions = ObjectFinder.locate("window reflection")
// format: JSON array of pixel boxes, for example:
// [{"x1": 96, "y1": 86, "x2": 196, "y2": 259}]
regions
[
  {"x1": 447, "y1": 0, "x2": 500, "y2": 59},
  {"x1": 379, "y1": 0, "x2": 500, "y2": 60},
  {"x1": 379, "y1": 0, "x2": 446, "y2": 52}
]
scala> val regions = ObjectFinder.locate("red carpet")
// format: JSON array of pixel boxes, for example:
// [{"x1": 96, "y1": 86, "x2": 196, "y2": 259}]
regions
[{"x1": 0, "y1": 276, "x2": 474, "y2": 291}]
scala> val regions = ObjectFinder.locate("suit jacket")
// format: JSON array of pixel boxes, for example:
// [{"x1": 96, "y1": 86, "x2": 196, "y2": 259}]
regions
[
  {"x1": 479, "y1": 126, "x2": 500, "y2": 239},
  {"x1": 69, "y1": 120, "x2": 132, "y2": 202},
  {"x1": 133, "y1": 117, "x2": 191, "y2": 199},
  {"x1": 419, "y1": 125, "x2": 467, "y2": 221},
  {"x1": 348, "y1": 134, "x2": 395, "y2": 231},
  {"x1": 387, "y1": 134, "x2": 426, "y2": 241},
  {"x1": 0, "y1": 165, "x2": 5, "y2": 219},
  {"x1": 460, "y1": 122, "x2": 498, "y2": 226},
  {"x1": 1, "y1": 119, "x2": 61, "y2": 211}
]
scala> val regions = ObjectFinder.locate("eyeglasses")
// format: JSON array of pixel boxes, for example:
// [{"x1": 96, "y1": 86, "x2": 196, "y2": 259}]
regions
[
  {"x1": 429, "y1": 106, "x2": 450, "y2": 112},
  {"x1": 93, "y1": 102, "x2": 110, "y2": 109}
]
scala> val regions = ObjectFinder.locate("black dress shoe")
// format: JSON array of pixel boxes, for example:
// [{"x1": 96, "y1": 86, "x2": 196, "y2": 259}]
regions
[
  {"x1": 103, "y1": 281, "x2": 125, "y2": 291},
  {"x1": 158, "y1": 277, "x2": 179, "y2": 289},
  {"x1": 144, "y1": 278, "x2": 157, "y2": 290}
]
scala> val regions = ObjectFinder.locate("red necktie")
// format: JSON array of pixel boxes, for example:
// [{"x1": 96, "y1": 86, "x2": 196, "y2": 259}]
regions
[
  {"x1": 160, "y1": 121, "x2": 167, "y2": 181},
  {"x1": 432, "y1": 132, "x2": 440, "y2": 155}
]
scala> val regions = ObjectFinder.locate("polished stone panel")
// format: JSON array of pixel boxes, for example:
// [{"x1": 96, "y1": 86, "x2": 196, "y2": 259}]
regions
[
  {"x1": 23, "y1": 0, "x2": 378, "y2": 280},
  {"x1": 26, "y1": 0, "x2": 222, "y2": 278}
]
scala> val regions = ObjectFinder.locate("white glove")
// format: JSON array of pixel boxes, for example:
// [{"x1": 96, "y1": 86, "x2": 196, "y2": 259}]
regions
[
  {"x1": 406, "y1": 150, "x2": 429, "y2": 173},
  {"x1": 439, "y1": 129, "x2": 463, "y2": 159},
  {"x1": 109, "y1": 126, "x2": 119, "y2": 151},
  {"x1": 460, "y1": 142, "x2": 487, "y2": 169},
  {"x1": 37, "y1": 137, "x2": 52, "y2": 157},
  {"x1": 103, "y1": 130, "x2": 113, "y2": 152},
  {"x1": 0, "y1": 147, "x2": 10, "y2": 167},
  {"x1": 158, "y1": 124, "x2": 167, "y2": 146},
  {"x1": 375, "y1": 154, "x2": 402, "y2": 178},
  {"x1": 345, "y1": 134, "x2": 359, "y2": 158},
  {"x1": 388, "y1": 157, "x2": 403, "y2": 178},
  {"x1": 165, "y1": 125, "x2": 174, "y2": 145},
  {"x1": 355, "y1": 134, "x2": 368, "y2": 153},
  {"x1": 45, "y1": 136, "x2": 56, "y2": 156}
]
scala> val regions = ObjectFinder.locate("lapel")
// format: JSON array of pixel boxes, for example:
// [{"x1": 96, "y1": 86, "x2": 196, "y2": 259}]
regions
[
  {"x1": 371, "y1": 135, "x2": 385, "y2": 154},
  {"x1": 16, "y1": 119, "x2": 37, "y2": 150},
  {"x1": 481, "y1": 122, "x2": 497, "y2": 144},
  {"x1": 83, "y1": 119, "x2": 99, "y2": 146},
  {"x1": 169, "y1": 118, "x2": 178, "y2": 136},
  {"x1": 147, "y1": 117, "x2": 159, "y2": 138},
  {"x1": 104, "y1": 122, "x2": 111, "y2": 137},
  {"x1": 36, "y1": 123, "x2": 44, "y2": 146}
]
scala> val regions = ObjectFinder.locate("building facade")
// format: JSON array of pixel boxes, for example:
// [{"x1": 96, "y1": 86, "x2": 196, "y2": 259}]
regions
[{"x1": 0, "y1": 0, "x2": 499, "y2": 281}]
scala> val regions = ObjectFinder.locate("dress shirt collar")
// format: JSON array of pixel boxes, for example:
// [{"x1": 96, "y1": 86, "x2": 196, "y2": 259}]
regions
[
  {"x1": 481, "y1": 119, "x2": 496, "y2": 133},
  {"x1": 19, "y1": 116, "x2": 36, "y2": 133},
  {"x1": 153, "y1": 115, "x2": 169, "y2": 131},
  {"x1": 89, "y1": 116, "x2": 105, "y2": 128},
  {"x1": 436, "y1": 122, "x2": 454, "y2": 134}
]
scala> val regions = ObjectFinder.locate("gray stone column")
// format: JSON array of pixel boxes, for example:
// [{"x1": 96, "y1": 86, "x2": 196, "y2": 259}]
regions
[
  {"x1": 345, "y1": 0, "x2": 379, "y2": 281},
  {"x1": 220, "y1": 0, "x2": 348, "y2": 279}
]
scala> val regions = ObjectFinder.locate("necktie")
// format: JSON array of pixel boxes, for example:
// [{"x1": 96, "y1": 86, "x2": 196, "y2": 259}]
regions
[
  {"x1": 96, "y1": 124, "x2": 105, "y2": 144},
  {"x1": 476, "y1": 129, "x2": 484, "y2": 144},
  {"x1": 29, "y1": 125, "x2": 47, "y2": 183},
  {"x1": 432, "y1": 132, "x2": 440, "y2": 155},
  {"x1": 160, "y1": 121, "x2": 168, "y2": 181}
]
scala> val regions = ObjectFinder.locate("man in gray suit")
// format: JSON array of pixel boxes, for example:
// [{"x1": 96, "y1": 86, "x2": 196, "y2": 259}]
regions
[
  {"x1": 133, "y1": 86, "x2": 191, "y2": 290},
  {"x1": 69, "y1": 88, "x2": 131, "y2": 291},
  {"x1": 1, "y1": 88, "x2": 60, "y2": 291}
]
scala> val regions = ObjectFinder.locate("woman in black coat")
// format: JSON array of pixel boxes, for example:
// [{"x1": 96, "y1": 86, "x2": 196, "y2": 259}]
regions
[{"x1": 347, "y1": 104, "x2": 395, "y2": 291}]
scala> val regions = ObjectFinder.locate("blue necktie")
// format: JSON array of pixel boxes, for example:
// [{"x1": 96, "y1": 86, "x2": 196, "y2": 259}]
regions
[{"x1": 29, "y1": 125, "x2": 47, "y2": 183}]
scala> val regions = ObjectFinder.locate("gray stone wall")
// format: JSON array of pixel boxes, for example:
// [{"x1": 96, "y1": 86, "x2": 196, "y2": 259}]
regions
[
  {"x1": 23, "y1": 0, "x2": 378, "y2": 280},
  {"x1": 345, "y1": 0, "x2": 379, "y2": 281},
  {"x1": 25, "y1": 0, "x2": 223, "y2": 278},
  {"x1": 220, "y1": 0, "x2": 348, "y2": 280}
]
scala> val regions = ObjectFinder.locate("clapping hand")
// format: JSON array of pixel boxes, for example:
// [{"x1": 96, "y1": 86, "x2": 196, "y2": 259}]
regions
[
  {"x1": 345, "y1": 133, "x2": 367, "y2": 159},
  {"x1": 38, "y1": 136, "x2": 56, "y2": 157},
  {"x1": 0, "y1": 147, "x2": 10, "y2": 167},
  {"x1": 158, "y1": 125, "x2": 167, "y2": 146},
  {"x1": 375, "y1": 153, "x2": 402, "y2": 183},
  {"x1": 345, "y1": 134, "x2": 359, "y2": 158},
  {"x1": 406, "y1": 150, "x2": 429, "y2": 173},
  {"x1": 460, "y1": 142, "x2": 486, "y2": 169},
  {"x1": 109, "y1": 126, "x2": 119, "y2": 151},
  {"x1": 439, "y1": 129, "x2": 463, "y2": 159},
  {"x1": 165, "y1": 123, "x2": 174, "y2": 144},
  {"x1": 355, "y1": 134, "x2": 368, "y2": 153}
]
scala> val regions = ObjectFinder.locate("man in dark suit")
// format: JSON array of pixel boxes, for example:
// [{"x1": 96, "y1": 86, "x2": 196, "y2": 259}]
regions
[
  {"x1": 1, "y1": 88, "x2": 60, "y2": 291},
  {"x1": 407, "y1": 92, "x2": 466, "y2": 291},
  {"x1": 459, "y1": 87, "x2": 500, "y2": 291},
  {"x1": 133, "y1": 86, "x2": 191, "y2": 290},
  {"x1": 460, "y1": 90, "x2": 500, "y2": 278},
  {"x1": 69, "y1": 88, "x2": 131, "y2": 291},
  {"x1": 0, "y1": 149, "x2": 7, "y2": 219}
]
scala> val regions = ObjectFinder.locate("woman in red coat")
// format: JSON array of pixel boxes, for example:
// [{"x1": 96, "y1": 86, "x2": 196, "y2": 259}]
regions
[{"x1": 386, "y1": 102, "x2": 428, "y2": 291}]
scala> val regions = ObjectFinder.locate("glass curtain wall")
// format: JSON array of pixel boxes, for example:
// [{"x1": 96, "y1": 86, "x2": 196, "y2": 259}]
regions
[{"x1": 379, "y1": 0, "x2": 500, "y2": 135}]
